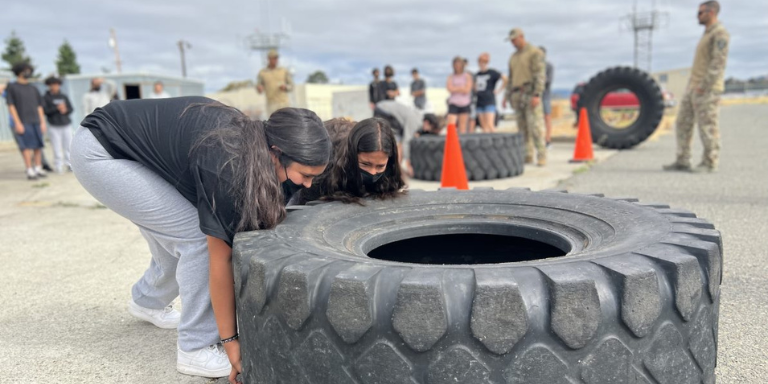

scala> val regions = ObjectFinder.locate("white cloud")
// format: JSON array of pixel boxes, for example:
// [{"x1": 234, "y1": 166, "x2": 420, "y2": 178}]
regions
[{"x1": 1, "y1": 0, "x2": 764, "y2": 93}]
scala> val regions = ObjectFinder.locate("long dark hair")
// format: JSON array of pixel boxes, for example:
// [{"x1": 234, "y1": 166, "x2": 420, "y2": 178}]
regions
[
  {"x1": 324, "y1": 117, "x2": 356, "y2": 153},
  {"x1": 304, "y1": 117, "x2": 405, "y2": 204},
  {"x1": 191, "y1": 103, "x2": 331, "y2": 231}
]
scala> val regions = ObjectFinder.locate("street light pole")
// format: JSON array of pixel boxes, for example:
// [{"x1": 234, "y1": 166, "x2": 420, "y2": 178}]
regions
[
  {"x1": 109, "y1": 28, "x2": 122, "y2": 74},
  {"x1": 177, "y1": 40, "x2": 191, "y2": 78}
]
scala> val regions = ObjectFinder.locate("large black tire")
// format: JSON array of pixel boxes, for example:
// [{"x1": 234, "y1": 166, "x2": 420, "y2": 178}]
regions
[
  {"x1": 410, "y1": 133, "x2": 525, "y2": 181},
  {"x1": 582, "y1": 66, "x2": 664, "y2": 149},
  {"x1": 234, "y1": 189, "x2": 721, "y2": 384}
]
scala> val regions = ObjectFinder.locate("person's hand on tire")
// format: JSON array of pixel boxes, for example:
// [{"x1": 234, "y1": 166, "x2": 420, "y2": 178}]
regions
[
  {"x1": 531, "y1": 96, "x2": 540, "y2": 108},
  {"x1": 224, "y1": 340, "x2": 242, "y2": 384}
]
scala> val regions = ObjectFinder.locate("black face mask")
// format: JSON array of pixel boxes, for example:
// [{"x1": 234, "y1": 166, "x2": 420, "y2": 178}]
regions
[
  {"x1": 22, "y1": 70, "x2": 32, "y2": 79},
  {"x1": 92, "y1": 85, "x2": 101, "y2": 92},
  {"x1": 282, "y1": 166, "x2": 303, "y2": 204},
  {"x1": 361, "y1": 169, "x2": 384, "y2": 187}
]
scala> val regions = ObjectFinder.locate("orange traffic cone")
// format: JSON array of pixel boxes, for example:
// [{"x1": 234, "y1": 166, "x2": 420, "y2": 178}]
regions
[
  {"x1": 440, "y1": 123, "x2": 469, "y2": 190},
  {"x1": 570, "y1": 107, "x2": 594, "y2": 163}
]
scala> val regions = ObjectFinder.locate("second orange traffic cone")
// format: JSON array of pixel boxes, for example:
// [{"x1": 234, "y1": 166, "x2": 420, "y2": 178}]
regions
[
  {"x1": 440, "y1": 123, "x2": 469, "y2": 190},
  {"x1": 570, "y1": 107, "x2": 594, "y2": 163}
]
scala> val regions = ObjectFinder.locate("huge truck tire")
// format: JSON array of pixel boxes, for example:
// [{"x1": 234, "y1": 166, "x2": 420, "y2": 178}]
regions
[
  {"x1": 582, "y1": 66, "x2": 665, "y2": 149},
  {"x1": 234, "y1": 189, "x2": 721, "y2": 384},
  {"x1": 410, "y1": 133, "x2": 525, "y2": 181}
]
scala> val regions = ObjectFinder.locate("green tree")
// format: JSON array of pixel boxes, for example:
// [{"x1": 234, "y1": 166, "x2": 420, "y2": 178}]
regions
[
  {"x1": 56, "y1": 40, "x2": 81, "y2": 75},
  {"x1": 2, "y1": 30, "x2": 32, "y2": 70},
  {"x1": 306, "y1": 70, "x2": 329, "y2": 84},
  {"x1": 219, "y1": 79, "x2": 255, "y2": 92}
]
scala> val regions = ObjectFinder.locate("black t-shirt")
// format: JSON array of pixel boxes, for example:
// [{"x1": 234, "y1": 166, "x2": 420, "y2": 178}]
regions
[
  {"x1": 382, "y1": 80, "x2": 398, "y2": 100},
  {"x1": 474, "y1": 69, "x2": 502, "y2": 107},
  {"x1": 81, "y1": 96, "x2": 243, "y2": 245},
  {"x1": 43, "y1": 91, "x2": 74, "y2": 126},
  {"x1": 5, "y1": 82, "x2": 43, "y2": 124},
  {"x1": 369, "y1": 81, "x2": 385, "y2": 104}
]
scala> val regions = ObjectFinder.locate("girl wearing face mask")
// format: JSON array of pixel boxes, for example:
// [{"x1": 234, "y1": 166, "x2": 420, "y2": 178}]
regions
[
  {"x1": 69, "y1": 97, "x2": 331, "y2": 383},
  {"x1": 299, "y1": 117, "x2": 405, "y2": 204}
]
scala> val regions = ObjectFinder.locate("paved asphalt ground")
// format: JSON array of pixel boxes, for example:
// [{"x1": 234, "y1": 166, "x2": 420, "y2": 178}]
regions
[
  {"x1": 558, "y1": 103, "x2": 768, "y2": 383},
  {"x1": 0, "y1": 104, "x2": 764, "y2": 383}
]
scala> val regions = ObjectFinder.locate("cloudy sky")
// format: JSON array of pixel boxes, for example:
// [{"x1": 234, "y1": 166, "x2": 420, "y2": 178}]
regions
[{"x1": 2, "y1": 0, "x2": 766, "y2": 93}]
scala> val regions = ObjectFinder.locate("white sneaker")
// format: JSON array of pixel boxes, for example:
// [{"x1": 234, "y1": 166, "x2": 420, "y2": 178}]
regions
[
  {"x1": 127, "y1": 299, "x2": 180, "y2": 329},
  {"x1": 177, "y1": 343, "x2": 232, "y2": 378},
  {"x1": 35, "y1": 166, "x2": 47, "y2": 178}
]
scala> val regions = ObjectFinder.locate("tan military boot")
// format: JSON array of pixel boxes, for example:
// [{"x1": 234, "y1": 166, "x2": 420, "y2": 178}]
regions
[
  {"x1": 662, "y1": 162, "x2": 692, "y2": 172},
  {"x1": 692, "y1": 162, "x2": 718, "y2": 173},
  {"x1": 525, "y1": 155, "x2": 534, "y2": 164}
]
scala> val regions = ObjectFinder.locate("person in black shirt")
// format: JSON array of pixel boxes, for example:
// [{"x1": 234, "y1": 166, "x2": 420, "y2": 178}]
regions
[
  {"x1": 42, "y1": 76, "x2": 74, "y2": 173},
  {"x1": 368, "y1": 68, "x2": 385, "y2": 110},
  {"x1": 474, "y1": 53, "x2": 507, "y2": 133},
  {"x1": 410, "y1": 68, "x2": 426, "y2": 110},
  {"x1": 70, "y1": 97, "x2": 331, "y2": 381},
  {"x1": 297, "y1": 117, "x2": 405, "y2": 205},
  {"x1": 382, "y1": 65, "x2": 399, "y2": 100},
  {"x1": 6, "y1": 62, "x2": 47, "y2": 180}
]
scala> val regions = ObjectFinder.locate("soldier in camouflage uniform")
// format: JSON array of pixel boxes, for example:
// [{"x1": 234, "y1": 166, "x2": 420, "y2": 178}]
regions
[
  {"x1": 257, "y1": 49, "x2": 294, "y2": 117},
  {"x1": 502, "y1": 28, "x2": 547, "y2": 166},
  {"x1": 664, "y1": 1, "x2": 729, "y2": 173}
]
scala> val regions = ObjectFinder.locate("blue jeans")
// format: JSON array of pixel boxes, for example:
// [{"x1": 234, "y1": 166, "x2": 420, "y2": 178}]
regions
[
  {"x1": 476, "y1": 104, "x2": 497, "y2": 114},
  {"x1": 16, "y1": 123, "x2": 44, "y2": 150}
]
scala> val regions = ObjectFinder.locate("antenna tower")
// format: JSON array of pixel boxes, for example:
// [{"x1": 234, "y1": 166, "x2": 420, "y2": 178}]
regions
[{"x1": 622, "y1": 0, "x2": 668, "y2": 72}]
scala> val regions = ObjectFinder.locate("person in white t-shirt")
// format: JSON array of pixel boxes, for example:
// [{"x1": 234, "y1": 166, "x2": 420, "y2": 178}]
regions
[
  {"x1": 148, "y1": 81, "x2": 171, "y2": 99},
  {"x1": 83, "y1": 77, "x2": 116, "y2": 115}
]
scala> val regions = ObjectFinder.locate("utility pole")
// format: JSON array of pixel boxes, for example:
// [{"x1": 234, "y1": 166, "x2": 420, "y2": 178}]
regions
[
  {"x1": 177, "y1": 40, "x2": 191, "y2": 78},
  {"x1": 108, "y1": 28, "x2": 122, "y2": 74},
  {"x1": 621, "y1": 0, "x2": 667, "y2": 72}
]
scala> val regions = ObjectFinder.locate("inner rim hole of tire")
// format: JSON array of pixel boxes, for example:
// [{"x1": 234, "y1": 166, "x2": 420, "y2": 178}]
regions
[
  {"x1": 598, "y1": 87, "x2": 641, "y2": 130},
  {"x1": 367, "y1": 233, "x2": 568, "y2": 265}
]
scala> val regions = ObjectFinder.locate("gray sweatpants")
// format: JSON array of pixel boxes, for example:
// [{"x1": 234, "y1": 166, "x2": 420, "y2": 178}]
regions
[
  {"x1": 70, "y1": 127, "x2": 218, "y2": 352},
  {"x1": 49, "y1": 124, "x2": 73, "y2": 172}
]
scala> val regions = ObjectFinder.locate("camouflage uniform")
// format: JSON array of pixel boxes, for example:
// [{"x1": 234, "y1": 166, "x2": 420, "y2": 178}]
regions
[
  {"x1": 506, "y1": 39, "x2": 547, "y2": 164},
  {"x1": 674, "y1": 21, "x2": 729, "y2": 169},
  {"x1": 257, "y1": 66, "x2": 294, "y2": 116}
]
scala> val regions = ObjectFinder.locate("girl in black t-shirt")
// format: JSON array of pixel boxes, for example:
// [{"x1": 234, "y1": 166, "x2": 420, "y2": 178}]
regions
[{"x1": 71, "y1": 98, "x2": 331, "y2": 382}]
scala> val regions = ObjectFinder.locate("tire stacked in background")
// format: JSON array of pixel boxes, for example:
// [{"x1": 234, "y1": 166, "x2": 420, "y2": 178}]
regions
[{"x1": 410, "y1": 133, "x2": 525, "y2": 181}]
